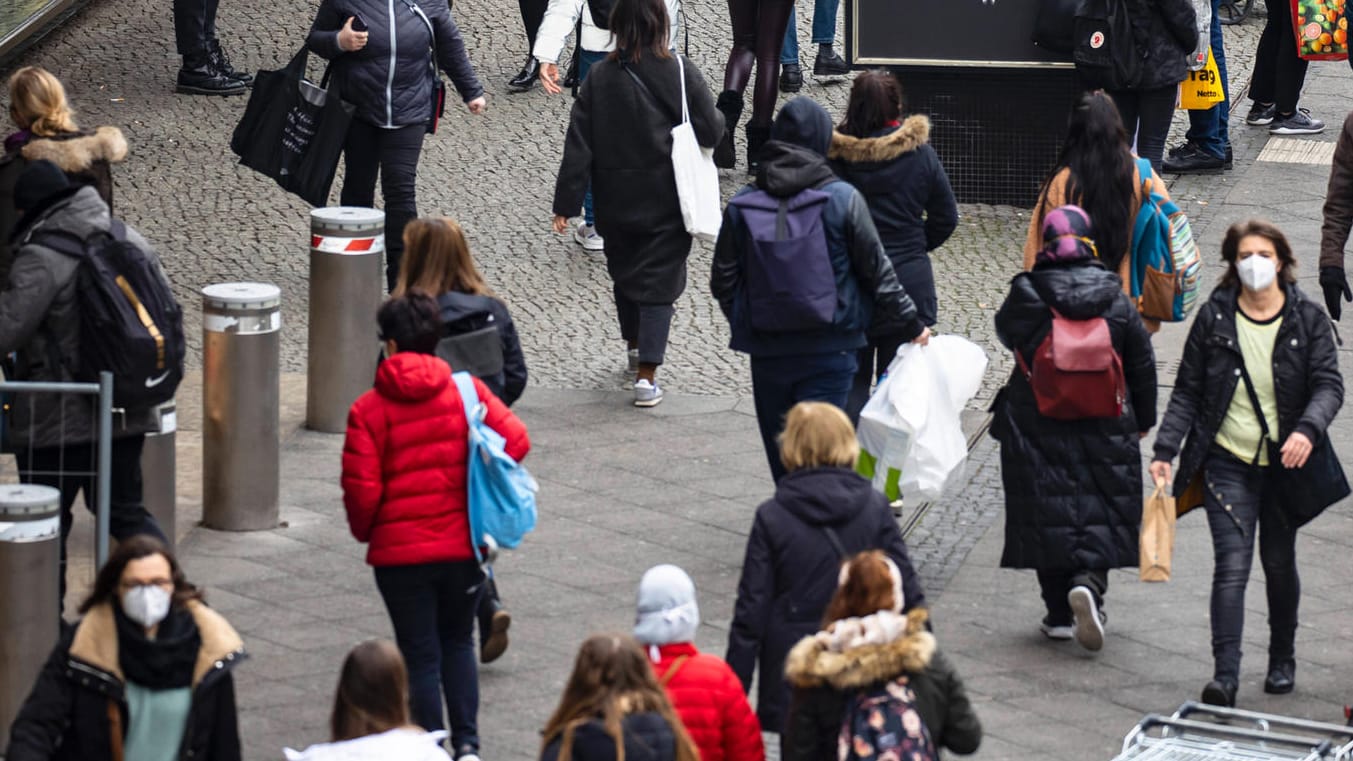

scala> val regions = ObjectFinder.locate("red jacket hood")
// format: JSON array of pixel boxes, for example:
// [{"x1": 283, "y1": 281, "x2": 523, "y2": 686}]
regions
[{"x1": 376, "y1": 353, "x2": 450, "y2": 403}]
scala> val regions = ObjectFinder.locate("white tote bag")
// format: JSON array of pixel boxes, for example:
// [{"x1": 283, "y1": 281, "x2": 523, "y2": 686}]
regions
[{"x1": 669, "y1": 55, "x2": 722, "y2": 242}]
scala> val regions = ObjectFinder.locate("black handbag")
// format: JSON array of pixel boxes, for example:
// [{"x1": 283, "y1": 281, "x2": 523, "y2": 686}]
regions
[
  {"x1": 229, "y1": 47, "x2": 354, "y2": 207},
  {"x1": 1033, "y1": 0, "x2": 1079, "y2": 54},
  {"x1": 1238, "y1": 361, "x2": 1350, "y2": 527}
]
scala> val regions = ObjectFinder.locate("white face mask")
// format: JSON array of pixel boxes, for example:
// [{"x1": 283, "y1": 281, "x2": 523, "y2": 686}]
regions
[
  {"x1": 121, "y1": 585, "x2": 172, "y2": 629},
  {"x1": 1237, "y1": 255, "x2": 1278, "y2": 292}
]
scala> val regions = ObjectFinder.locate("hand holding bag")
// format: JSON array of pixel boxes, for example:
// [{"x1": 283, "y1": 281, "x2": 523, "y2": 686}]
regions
[{"x1": 1140, "y1": 480, "x2": 1176, "y2": 582}]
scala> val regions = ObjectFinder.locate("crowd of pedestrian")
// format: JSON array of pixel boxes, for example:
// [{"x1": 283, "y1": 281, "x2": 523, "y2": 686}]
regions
[{"x1": 5, "y1": 0, "x2": 1353, "y2": 753}]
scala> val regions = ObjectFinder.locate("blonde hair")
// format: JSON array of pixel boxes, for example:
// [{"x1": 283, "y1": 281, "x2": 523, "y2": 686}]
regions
[
  {"x1": 8, "y1": 67, "x2": 78, "y2": 137},
  {"x1": 393, "y1": 217, "x2": 491, "y2": 298},
  {"x1": 778, "y1": 402, "x2": 859, "y2": 472}
]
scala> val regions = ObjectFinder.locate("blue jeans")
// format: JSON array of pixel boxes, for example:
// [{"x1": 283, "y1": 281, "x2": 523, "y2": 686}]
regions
[
  {"x1": 1185, "y1": 0, "x2": 1231, "y2": 160},
  {"x1": 375, "y1": 561, "x2": 485, "y2": 751},
  {"x1": 578, "y1": 49, "x2": 607, "y2": 226},
  {"x1": 1202, "y1": 448, "x2": 1300, "y2": 684},
  {"x1": 780, "y1": 0, "x2": 839, "y2": 65},
  {"x1": 750, "y1": 350, "x2": 857, "y2": 481}
]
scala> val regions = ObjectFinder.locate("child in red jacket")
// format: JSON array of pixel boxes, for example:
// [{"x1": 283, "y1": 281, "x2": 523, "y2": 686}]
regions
[
  {"x1": 342, "y1": 292, "x2": 530, "y2": 761},
  {"x1": 634, "y1": 565, "x2": 765, "y2": 761}
]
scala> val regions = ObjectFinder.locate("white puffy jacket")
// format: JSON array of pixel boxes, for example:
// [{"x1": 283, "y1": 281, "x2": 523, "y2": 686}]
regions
[
  {"x1": 284, "y1": 729, "x2": 451, "y2": 761},
  {"x1": 533, "y1": 0, "x2": 680, "y2": 63}
]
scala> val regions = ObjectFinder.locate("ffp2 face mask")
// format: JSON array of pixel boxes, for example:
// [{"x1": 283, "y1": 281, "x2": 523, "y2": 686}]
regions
[
  {"x1": 121, "y1": 584, "x2": 172, "y2": 628},
  {"x1": 1237, "y1": 255, "x2": 1277, "y2": 292}
]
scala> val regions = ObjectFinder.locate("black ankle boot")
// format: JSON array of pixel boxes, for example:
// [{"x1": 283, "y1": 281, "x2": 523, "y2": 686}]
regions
[
  {"x1": 746, "y1": 123, "x2": 770, "y2": 175},
  {"x1": 507, "y1": 56, "x2": 540, "y2": 93},
  {"x1": 176, "y1": 52, "x2": 248, "y2": 96},
  {"x1": 208, "y1": 40, "x2": 252, "y2": 86},
  {"x1": 714, "y1": 90, "x2": 743, "y2": 169},
  {"x1": 1264, "y1": 659, "x2": 1296, "y2": 694},
  {"x1": 1201, "y1": 679, "x2": 1237, "y2": 707}
]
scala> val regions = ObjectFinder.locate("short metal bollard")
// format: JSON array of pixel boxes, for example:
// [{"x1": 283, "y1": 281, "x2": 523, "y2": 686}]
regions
[
  {"x1": 307, "y1": 207, "x2": 384, "y2": 433},
  {"x1": 0, "y1": 484, "x2": 61, "y2": 752},
  {"x1": 141, "y1": 401, "x2": 177, "y2": 550},
  {"x1": 202, "y1": 283, "x2": 280, "y2": 531}
]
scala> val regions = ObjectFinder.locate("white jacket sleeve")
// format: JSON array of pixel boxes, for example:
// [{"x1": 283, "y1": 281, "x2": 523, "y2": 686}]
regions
[
  {"x1": 533, "y1": 0, "x2": 586, "y2": 63},
  {"x1": 666, "y1": 0, "x2": 681, "y2": 50}
]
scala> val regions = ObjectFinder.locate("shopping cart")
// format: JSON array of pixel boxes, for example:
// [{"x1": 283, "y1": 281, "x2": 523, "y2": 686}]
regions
[{"x1": 1114, "y1": 702, "x2": 1353, "y2": 760}]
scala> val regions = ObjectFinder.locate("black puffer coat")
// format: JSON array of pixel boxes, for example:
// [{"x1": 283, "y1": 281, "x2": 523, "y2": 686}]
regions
[
  {"x1": 1123, "y1": 0, "x2": 1197, "y2": 90},
  {"x1": 554, "y1": 54, "x2": 722, "y2": 305},
  {"x1": 1153, "y1": 283, "x2": 1343, "y2": 498},
  {"x1": 540, "y1": 713, "x2": 679, "y2": 761},
  {"x1": 726, "y1": 467, "x2": 925, "y2": 733},
  {"x1": 828, "y1": 116, "x2": 957, "y2": 327},
  {"x1": 437, "y1": 291, "x2": 527, "y2": 406},
  {"x1": 991, "y1": 261, "x2": 1157, "y2": 570},
  {"x1": 307, "y1": 0, "x2": 483, "y2": 128}
]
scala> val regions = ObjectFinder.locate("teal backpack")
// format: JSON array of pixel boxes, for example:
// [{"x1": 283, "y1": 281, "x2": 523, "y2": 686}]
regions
[{"x1": 1129, "y1": 157, "x2": 1202, "y2": 322}]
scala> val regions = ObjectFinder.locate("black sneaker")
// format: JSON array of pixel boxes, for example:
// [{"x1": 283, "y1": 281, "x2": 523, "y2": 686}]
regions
[
  {"x1": 1270, "y1": 108, "x2": 1325, "y2": 135},
  {"x1": 208, "y1": 40, "x2": 252, "y2": 86},
  {"x1": 1163, "y1": 144, "x2": 1226, "y2": 173},
  {"x1": 1225, "y1": 145, "x2": 1233, "y2": 169},
  {"x1": 1067, "y1": 586, "x2": 1104, "y2": 652},
  {"x1": 1246, "y1": 101, "x2": 1277, "y2": 125},
  {"x1": 176, "y1": 55, "x2": 248, "y2": 96},
  {"x1": 779, "y1": 62, "x2": 803, "y2": 93},
  {"x1": 1167, "y1": 140, "x2": 1201, "y2": 158},
  {"x1": 813, "y1": 50, "x2": 850, "y2": 77}
]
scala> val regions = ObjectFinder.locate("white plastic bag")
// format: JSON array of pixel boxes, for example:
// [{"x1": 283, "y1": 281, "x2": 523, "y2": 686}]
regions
[
  {"x1": 1188, "y1": 0, "x2": 1212, "y2": 70},
  {"x1": 670, "y1": 55, "x2": 721, "y2": 242},
  {"x1": 856, "y1": 335, "x2": 988, "y2": 502}
]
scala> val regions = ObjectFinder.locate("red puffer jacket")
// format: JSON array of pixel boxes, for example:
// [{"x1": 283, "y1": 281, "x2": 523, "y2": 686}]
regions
[
  {"x1": 651, "y1": 643, "x2": 764, "y2": 761},
  {"x1": 341, "y1": 352, "x2": 530, "y2": 567}
]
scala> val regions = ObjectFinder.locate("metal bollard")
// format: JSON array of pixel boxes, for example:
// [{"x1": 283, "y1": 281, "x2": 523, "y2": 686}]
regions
[
  {"x1": 140, "y1": 401, "x2": 177, "y2": 550},
  {"x1": 307, "y1": 207, "x2": 385, "y2": 433},
  {"x1": 0, "y1": 485, "x2": 61, "y2": 752},
  {"x1": 201, "y1": 283, "x2": 280, "y2": 531}
]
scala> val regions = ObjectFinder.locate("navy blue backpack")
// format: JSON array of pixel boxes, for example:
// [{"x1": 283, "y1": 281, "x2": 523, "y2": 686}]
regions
[{"x1": 729, "y1": 187, "x2": 838, "y2": 333}]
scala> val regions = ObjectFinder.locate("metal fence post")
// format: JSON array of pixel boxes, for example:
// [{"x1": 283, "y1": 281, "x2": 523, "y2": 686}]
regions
[
  {"x1": 201, "y1": 283, "x2": 281, "y2": 531},
  {"x1": 96, "y1": 371, "x2": 112, "y2": 568},
  {"x1": 141, "y1": 401, "x2": 177, "y2": 550},
  {"x1": 0, "y1": 484, "x2": 61, "y2": 752},
  {"x1": 307, "y1": 207, "x2": 384, "y2": 433}
]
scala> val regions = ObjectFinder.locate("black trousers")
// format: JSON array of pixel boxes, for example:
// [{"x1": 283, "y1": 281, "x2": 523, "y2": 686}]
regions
[
  {"x1": 173, "y1": 0, "x2": 219, "y2": 56},
  {"x1": 613, "y1": 286, "x2": 675, "y2": 366},
  {"x1": 1036, "y1": 568, "x2": 1108, "y2": 625},
  {"x1": 724, "y1": 0, "x2": 796, "y2": 127},
  {"x1": 519, "y1": 0, "x2": 548, "y2": 50},
  {"x1": 16, "y1": 434, "x2": 167, "y2": 601},
  {"x1": 1250, "y1": 0, "x2": 1309, "y2": 114},
  {"x1": 341, "y1": 121, "x2": 427, "y2": 291},
  {"x1": 1108, "y1": 85, "x2": 1177, "y2": 172}
]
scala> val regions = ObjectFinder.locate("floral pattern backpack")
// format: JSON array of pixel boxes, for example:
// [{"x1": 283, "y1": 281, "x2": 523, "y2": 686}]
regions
[{"x1": 837, "y1": 675, "x2": 937, "y2": 761}]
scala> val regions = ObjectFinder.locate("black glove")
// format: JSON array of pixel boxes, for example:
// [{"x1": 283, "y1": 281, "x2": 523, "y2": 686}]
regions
[{"x1": 1320, "y1": 266, "x2": 1352, "y2": 320}]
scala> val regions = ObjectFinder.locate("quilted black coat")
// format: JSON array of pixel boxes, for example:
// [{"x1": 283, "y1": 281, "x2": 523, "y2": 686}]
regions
[
  {"x1": 307, "y1": 0, "x2": 483, "y2": 128},
  {"x1": 991, "y1": 260, "x2": 1157, "y2": 570},
  {"x1": 1153, "y1": 283, "x2": 1343, "y2": 496}
]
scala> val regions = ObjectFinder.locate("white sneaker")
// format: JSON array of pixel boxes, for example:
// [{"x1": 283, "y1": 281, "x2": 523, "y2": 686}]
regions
[
  {"x1": 574, "y1": 222, "x2": 604, "y2": 251},
  {"x1": 633, "y1": 379, "x2": 664, "y2": 407},
  {"x1": 1068, "y1": 586, "x2": 1105, "y2": 652}
]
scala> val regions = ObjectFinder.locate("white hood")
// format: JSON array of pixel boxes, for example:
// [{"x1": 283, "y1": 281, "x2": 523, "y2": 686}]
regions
[{"x1": 284, "y1": 729, "x2": 451, "y2": 761}]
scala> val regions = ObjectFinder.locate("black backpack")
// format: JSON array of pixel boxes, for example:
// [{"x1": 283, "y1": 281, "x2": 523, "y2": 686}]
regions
[
  {"x1": 1073, "y1": 0, "x2": 1145, "y2": 90},
  {"x1": 39, "y1": 220, "x2": 185, "y2": 409},
  {"x1": 587, "y1": 0, "x2": 616, "y2": 29}
]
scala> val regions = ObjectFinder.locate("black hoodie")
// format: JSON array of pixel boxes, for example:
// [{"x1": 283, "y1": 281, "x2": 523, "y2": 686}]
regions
[
  {"x1": 436, "y1": 290, "x2": 527, "y2": 406},
  {"x1": 726, "y1": 466, "x2": 925, "y2": 732}
]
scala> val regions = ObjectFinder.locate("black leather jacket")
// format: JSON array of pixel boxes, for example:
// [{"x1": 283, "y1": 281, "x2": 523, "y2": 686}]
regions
[{"x1": 1153, "y1": 283, "x2": 1344, "y2": 493}]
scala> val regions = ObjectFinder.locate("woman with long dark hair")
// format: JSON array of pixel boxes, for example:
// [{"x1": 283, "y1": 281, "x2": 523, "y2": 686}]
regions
[
  {"x1": 713, "y1": 0, "x2": 794, "y2": 170},
  {"x1": 829, "y1": 70, "x2": 957, "y2": 421},
  {"x1": 1151, "y1": 220, "x2": 1343, "y2": 707},
  {"x1": 7, "y1": 536, "x2": 245, "y2": 761},
  {"x1": 1023, "y1": 92, "x2": 1170, "y2": 329},
  {"x1": 540, "y1": 634, "x2": 702, "y2": 761},
  {"x1": 551, "y1": 0, "x2": 722, "y2": 407}
]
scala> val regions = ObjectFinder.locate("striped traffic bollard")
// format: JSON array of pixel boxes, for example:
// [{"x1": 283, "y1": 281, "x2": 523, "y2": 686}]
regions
[{"x1": 307, "y1": 207, "x2": 385, "y2": 433}]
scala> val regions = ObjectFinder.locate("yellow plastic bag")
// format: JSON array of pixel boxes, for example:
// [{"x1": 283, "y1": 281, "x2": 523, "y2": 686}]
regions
[{"x1": 1179, "y1": 48, "x2": 1224, "y2": 110}]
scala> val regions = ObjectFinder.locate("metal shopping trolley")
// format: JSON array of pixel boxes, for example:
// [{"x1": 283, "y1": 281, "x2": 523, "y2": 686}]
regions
[{"x1": 1113, "y1": 702, "x2": 1353, "y2": 761}]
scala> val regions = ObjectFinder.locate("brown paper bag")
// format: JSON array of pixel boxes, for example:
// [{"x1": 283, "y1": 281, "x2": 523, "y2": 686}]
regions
[{"x1": 1140, "y1": 482, "x2": 1176, "y2": 582}]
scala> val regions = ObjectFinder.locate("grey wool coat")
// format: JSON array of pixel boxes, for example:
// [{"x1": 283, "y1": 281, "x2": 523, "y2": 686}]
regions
[{"x1": 552, "y1": 52, "x2": 723, "y2": 304}]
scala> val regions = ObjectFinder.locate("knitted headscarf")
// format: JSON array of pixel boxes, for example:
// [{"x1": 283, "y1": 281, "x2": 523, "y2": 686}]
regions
[{"x1": 1037, "y1": 204, "x2": 1098, "y2": 265}]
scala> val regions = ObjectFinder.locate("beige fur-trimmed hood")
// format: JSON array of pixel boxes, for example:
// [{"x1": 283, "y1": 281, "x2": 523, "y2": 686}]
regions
[
  {"x1": 21, "y1": 126, "x2": 128, "y2": 173},
  {"x1": 69, "y1": 599, "x2": 245, "y2": 688},
  {"x1": 784, "y1": 608, "x2": 935, "y2": 689},
  {"x1": 828, "y1": 115, "x2": 930, "y2": 164}
]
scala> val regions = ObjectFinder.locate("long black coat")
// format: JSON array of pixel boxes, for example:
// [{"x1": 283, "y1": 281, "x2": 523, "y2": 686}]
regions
[
  {"x1": 553, "y1": 53, "x2": 723, "y2": 304},
  {"x1": 1123, "y1": 0, "x2": 1197, "y2": 90},
  {"x1": 991, "y1": 261, "x2": 1157, "y2": 571},
  {"x1": 1153, "y1": 283, "x2": 1343, "y2": 497},
  {"x1": 726, "y1": 467, "x2": 925, "y2": 733}
]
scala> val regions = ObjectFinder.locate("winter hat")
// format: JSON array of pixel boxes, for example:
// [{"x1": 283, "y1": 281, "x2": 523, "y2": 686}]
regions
[
  {"x1": 633, "y1": 565, "x2": 700, "y2": 649},
  {"x1": 771, "y1": 97, "x2": 834, "y2": 157},
  {"x1": 14, "y1": 159, "x2": 69, "y2": 212},
  {"x1": 1037, "y1": 204, "x2": 1098, "y2": 265}
]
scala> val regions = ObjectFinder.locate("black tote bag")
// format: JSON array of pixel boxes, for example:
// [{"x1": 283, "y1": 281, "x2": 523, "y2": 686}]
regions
[{"x1": 230, "y1": 47, "x2": 354, "y2": 207}]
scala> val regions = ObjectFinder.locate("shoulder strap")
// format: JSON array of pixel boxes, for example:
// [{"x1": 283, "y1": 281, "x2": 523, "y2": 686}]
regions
[
  {"x1": 620, "y1": 61, "x2": 680, "y2": 127},
  {"x1": 1234, "y1": 351, "x2": 1273, "y2": 467},
  {"x1": 659, "y1": 654, "x2": 690, "y2": 686},
  {"x1": 821, "y1": 525, "x2": 848, "y2": 559},
  {"x1": 36, "y1": 229, "x2": 90, "y2": 259},
  {"x1": 451, "y1": 371, "x2": 481, "y2": 422},
  {"x1": 399, "y1": 0, "x2": 440, "y2": 78}
]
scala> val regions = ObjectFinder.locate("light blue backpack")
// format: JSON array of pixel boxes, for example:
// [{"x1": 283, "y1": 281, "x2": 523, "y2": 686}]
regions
[{"x1": 452, "y1": 372, "x2": 538, "y2": 560}]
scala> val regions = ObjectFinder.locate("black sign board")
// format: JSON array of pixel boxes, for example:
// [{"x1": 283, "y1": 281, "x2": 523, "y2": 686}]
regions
[{"x1": 848, "y1": 0, "x2": 1074, "y2": 68}]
